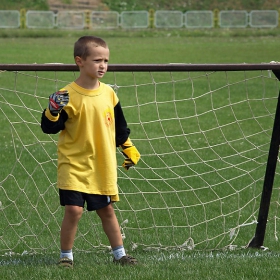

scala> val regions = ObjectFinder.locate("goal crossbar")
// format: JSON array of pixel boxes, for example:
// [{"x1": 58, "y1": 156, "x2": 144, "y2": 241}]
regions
[{"x1": 1, "y1": 63, "x2": 280, "y2": 72}]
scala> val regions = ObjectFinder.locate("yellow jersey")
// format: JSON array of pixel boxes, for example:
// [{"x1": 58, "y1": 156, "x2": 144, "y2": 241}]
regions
[{"x1": 41, "y1": 82, "x2": 130, "y2": 202}]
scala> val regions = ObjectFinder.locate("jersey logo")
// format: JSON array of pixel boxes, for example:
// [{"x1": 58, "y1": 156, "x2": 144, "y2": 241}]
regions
[{"x1": 104, "y1": 108, "x2": 113, "y2": 126}]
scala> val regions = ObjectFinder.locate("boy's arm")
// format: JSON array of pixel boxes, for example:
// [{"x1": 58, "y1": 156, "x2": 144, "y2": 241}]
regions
[
  {"x1": 41, "y1": 108, "x2": 68, "y2": 134},
  {"x1": 114, "y1": 101, "x2": 140, "y2": 170},
  {"x1": 114, "y1": 101, "x2": 130, "y2": 146}
]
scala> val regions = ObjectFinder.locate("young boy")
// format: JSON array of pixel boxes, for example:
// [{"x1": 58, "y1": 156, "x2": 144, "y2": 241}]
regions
[{"x1": 41, "y1": 36, "x2": 140, "y2": 268}]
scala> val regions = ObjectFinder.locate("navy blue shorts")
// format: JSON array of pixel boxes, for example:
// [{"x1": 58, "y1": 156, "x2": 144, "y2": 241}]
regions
[{"x1": 59, "y1": 189, "x2": 111, "y2": 211}]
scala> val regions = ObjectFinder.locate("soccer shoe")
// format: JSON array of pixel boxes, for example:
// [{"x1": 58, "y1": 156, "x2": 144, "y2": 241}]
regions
[
  {"x1": 113, "y1": 255, "x2": 138, "y2": 265},
  {"x1": 57, "y1": 257, "x2": 73, "y2": 268}
]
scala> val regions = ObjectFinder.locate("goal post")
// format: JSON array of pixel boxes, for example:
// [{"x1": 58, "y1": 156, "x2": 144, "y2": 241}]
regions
[
  {"x1": 1, "y1": 63, "x2": 280, "y2": 255},
  {"x1": 248, "y1": 69, "x2": 280, "y2": 248}
]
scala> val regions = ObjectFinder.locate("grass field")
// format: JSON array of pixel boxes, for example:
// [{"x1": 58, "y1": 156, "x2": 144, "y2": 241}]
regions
[
  {"x1": 1, "y1": 29, "x2": 280, "y2": 279},
  {"x1": 0, "y1": 29, "x2": 279, "y2": 64}
]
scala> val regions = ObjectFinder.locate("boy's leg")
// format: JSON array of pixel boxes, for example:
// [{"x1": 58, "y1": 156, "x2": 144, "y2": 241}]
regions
[
  {"x1": 96, "y1": 203, "x2": 123, "y2": 248},
  {"x1": 60, "y1": 205, "x2": 83, "y2": 256},
  {"x1": 96, "y1": 203, "x2": 137, "y2": 265}
]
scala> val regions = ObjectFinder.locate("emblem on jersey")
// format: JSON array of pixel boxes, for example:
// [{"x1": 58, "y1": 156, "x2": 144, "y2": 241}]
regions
[{"x1": 104, "y1": 108, "x2": 113, "y2": 126}]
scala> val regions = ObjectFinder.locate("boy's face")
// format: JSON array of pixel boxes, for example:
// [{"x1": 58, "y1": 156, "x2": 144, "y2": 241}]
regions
[{"x1": 75, "y1": 44, "x2": 109, "y2": 79}]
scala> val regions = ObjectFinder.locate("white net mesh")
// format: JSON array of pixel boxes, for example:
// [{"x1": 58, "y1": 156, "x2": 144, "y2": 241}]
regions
[{"x1": 1, "y1": 67, "x2": 280, "y2": 255}]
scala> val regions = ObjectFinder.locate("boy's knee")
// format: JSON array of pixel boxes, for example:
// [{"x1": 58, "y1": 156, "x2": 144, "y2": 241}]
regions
[
  {"x1": 65, "y1": 205, "x2": 83, "y2": 219},
  {"x1": 97, "y1": 204, "x2": 115, "y2": 219}
]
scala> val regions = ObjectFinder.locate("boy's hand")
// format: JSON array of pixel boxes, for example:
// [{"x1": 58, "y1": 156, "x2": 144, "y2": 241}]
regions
[
  {"x1": 48, "y1": 89, "x2": 69, "y2": 115},
  {"x1": 122, "y1": 158, "x2": 135, "y2": 170},
  {"x1": 121, "y1": 140, "x2": 140, "y2": 170}
]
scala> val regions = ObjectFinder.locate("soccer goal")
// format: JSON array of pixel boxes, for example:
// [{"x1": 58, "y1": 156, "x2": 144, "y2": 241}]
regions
[{"x1": 1, "y1": 63, "x2": 280, "y2": 255}]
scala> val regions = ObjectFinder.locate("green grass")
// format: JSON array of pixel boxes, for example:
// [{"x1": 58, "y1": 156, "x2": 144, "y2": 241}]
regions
[
  {"x1": 0, "y1": 29, "x2": 280, "y2": 64},
  {"x1": 1, "y1": 250, "x2": 280, "y2": 280},
  {"x1": 1, "y1": 30, "x2": 280, "y2": 279}
]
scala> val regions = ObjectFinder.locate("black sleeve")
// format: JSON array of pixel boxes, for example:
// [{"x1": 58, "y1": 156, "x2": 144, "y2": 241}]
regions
[
  {"x1": 40, "y1": 109, "x2": 68, "y2": 134},
  {"x1": 114, "y1": 101, "x2": 130, "y2": 147}
]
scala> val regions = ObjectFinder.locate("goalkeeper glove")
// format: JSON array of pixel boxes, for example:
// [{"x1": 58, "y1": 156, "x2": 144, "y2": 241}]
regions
[
  {"x1": 120, "y1": 138, "x2": 140, "y2": 170},
  {"x1": 48, "y1": 89, "x2": 69, "y2": 115}
]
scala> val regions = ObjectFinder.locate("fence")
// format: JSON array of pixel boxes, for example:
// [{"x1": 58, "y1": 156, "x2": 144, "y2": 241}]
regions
[{"x1": 0, "y1": 9, "x2": 279, "y2": 29}]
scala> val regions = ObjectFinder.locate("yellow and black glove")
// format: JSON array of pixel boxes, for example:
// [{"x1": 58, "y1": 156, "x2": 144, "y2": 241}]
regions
[{"x1": 120, "y1": 138, "x2": 140, "y2": 170}]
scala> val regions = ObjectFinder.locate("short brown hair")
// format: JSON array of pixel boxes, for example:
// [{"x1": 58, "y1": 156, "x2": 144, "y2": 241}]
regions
[{"x1": 74, "y1": 36, "x2": 108, "y2": 59}]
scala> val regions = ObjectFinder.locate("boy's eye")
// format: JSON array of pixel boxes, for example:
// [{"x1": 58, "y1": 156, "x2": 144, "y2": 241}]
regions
[{"x1": 93, "y1": 59, "x2": 108, "y2": 63}]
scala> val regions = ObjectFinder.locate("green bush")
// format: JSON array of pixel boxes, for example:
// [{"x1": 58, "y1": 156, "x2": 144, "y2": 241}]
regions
[
  {"x1": 0, "y1": 0, "x2": 49, "y2": 10},
  {"x1": 1, "y1": 0, "x2": 280, "y2": 12}
]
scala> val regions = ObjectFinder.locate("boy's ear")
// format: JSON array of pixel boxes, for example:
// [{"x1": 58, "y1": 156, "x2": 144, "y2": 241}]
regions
[{"x1": 75, "y1": 56, "x2": 82, "y2": 66}]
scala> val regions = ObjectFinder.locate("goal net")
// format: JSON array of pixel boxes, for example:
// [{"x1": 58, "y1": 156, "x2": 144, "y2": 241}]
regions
[{"x1": 1, "y1": 64, "x2": 280, "y2": 255}]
